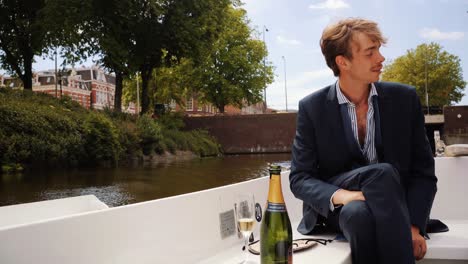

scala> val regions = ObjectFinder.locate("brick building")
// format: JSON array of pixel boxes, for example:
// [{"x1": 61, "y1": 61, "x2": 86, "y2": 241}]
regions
[
  {"x1": 169, "y1": 95, "x2": 264, "y2": 116},
  {"x1": 2, "y1": 67, "x2": 265, "y2": 115},
  {"x1": 30, "y1": 66, "x2": 115, "y2": 110},
  {"x1": 0, "y1": 66, "x2": 115, "y2": 110}
]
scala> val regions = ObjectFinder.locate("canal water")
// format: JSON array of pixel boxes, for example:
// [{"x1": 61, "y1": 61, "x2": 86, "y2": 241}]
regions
[{"x1": 0, "y1": 153, "x2": 291, "y2": 207}]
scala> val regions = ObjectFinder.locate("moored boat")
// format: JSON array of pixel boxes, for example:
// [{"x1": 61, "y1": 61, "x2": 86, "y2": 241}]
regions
[{"x1": 0, "y1": 157, "x2": 467, "y2": 263}]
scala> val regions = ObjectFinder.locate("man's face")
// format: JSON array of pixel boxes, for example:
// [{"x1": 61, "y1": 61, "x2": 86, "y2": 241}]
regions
[{"x1": 344, "y1": 32, "x2": 385, "y2": 84}]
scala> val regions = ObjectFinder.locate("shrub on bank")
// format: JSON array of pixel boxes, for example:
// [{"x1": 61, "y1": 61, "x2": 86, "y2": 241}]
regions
[
  {"x1": 0, "y1": 90, "x2": 86, "y2": 167},
  {"x1": 160, "y1": 129, "x2": 221, "y2": 157},
  {"x1": 137, "y1": 114, "x2": 162, "y2": 155},
  {"x1": 82, "y1": 112, "x2": 123, "y2": 165},
  {"x1": 0, "y1": 89, "x2": 220, "y2": 170}
]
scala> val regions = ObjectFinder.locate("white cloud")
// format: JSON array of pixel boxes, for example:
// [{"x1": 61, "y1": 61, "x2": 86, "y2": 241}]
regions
[
  {"x1": 419, "y1": 28, "x2": 464, "y2": 40},
  {"x1": 309, "y1": 0, "x2": 350, "y2": 9},
  {"x1": 276, "y1": 35, "x2": 302, "y2": 46}
]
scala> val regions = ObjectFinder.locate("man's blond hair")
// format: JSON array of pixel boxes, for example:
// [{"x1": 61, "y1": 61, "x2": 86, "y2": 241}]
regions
[{"x1": 320, "y1": 18, "x2": 387, "y2": 76}]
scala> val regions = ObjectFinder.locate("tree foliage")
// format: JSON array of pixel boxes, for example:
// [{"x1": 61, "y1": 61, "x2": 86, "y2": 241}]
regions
[
  {"x1": 88, "y1": 0, "x2": 137, "y2": 112},
  {"x1": 0, "y1": 0, "x2": 48, "y2": 89},
  {"x1": 195, "y1": 7, "x2": 274, "y2": 113},
  {"x1": 1, "y1": 0, "x2": 272, "y2": 115},
  {"x1": 0, "y1": 0, "x2": 95, "y2": 90},
  {"x1": 151, "y1": 56, "x2": 196, "y2": 107},
  {"x1": 83, "y1": 0, "x2": 232, "y2": 114},
  {"x1": 381, "y1": 43, "x2": 466, "y2": 107},
  {"x1": 140, "y1": 6, "x2": 274, "y2": 114}
]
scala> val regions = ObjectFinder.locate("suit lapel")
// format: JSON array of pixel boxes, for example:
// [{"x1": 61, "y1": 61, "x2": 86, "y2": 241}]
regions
[
  {"x1": 372, "y1": 96, "x2": 384, "y2": 161},
  {"x1": 375, "y1": 82, "x2": 391, "y2": 162}
]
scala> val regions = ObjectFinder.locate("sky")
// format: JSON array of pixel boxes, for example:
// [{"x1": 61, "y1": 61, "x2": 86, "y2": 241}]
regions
[
  {"x1": 241, "y1": 0, "x2": 468, "y2": 110},
  {"x1": 15, "y1": 0, "x2": 468, "y2": 110}
]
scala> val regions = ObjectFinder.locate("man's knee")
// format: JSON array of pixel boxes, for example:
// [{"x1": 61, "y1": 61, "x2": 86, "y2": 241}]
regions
[
  {"x1": 366, "y1": 163, "x2": 401, "y2": 185},
  {"x1": 339, "y1": 200, "x2": 374, "y2": 232}
]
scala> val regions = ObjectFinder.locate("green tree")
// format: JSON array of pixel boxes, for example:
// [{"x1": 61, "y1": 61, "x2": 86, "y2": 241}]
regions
[
  {"x1": 381, "y1": 43, "x2": 466, "y2": 107},
  {"x1": 151, "y1": 56, "x2": 196, "y2": 108},
  {"x1": 0, "y1": 0, "x2": 96, "y2": 90},
  {"x1": 0, "y1": 0, "x2": 48, "y2": 89},
  {"x1": 122, "y1": 73, "x2": 141, "y2": 110},
  {"x1": 194, "y1": 7, "x2": 274, "y2": 113},
  {"x1": 133, "y1": 0, "x2": 231, "y2": 114},
  {"x1": 122, "y1": 57, "x2": 193, "y2": 112},
  {"x1": 45, "y1": 0, "x2": 139, "y2": 112},
  {"x1": 88, "y1": 0, "x2": 137, "y2": 112}
]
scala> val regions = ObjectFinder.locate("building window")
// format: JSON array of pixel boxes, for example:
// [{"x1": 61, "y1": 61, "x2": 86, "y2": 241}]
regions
[
  {"x1": 186, "y1": 97, "x2": 193, "y2": 111},
  {"x1": 197, "y1": 103, "x2": 203, "y2": 112},
  {"x1": 169, "y1": 99, "x2": 176, "y2": 110}
]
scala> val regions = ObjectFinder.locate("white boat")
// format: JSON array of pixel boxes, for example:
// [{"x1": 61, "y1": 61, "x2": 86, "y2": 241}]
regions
[{"x1": 0, "y1": 157, "x2": 467, "y2": 264}]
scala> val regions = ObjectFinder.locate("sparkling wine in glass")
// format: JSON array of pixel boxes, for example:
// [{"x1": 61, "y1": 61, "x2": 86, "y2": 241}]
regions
[{"x1": 236, "y1": 194, "x2": 256, "y2": 264}]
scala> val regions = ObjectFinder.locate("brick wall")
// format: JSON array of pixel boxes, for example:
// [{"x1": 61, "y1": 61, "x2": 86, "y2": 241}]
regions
[
  {"x1": 444, "y1": 106, "x2": 468, "y2": 145},
  {"x1": 184, "y1": 110, "x2": 459, "y2": 154},
  {"x1": 184, "y1": 113, "x2": 297, "y2": 154}
]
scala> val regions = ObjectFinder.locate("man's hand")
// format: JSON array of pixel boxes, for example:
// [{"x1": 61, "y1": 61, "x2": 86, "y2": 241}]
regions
[
  {"x1": 411, "y1": 225, "x2": 427, "y2": 260},
  {"x1": 332, "y1": 189, "x2": 365, "y2": 206}
]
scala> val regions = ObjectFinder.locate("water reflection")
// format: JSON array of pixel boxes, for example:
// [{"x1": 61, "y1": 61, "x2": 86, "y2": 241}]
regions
[{"x1": 0, "y1": 154, "x2": 291, "y2": 207}]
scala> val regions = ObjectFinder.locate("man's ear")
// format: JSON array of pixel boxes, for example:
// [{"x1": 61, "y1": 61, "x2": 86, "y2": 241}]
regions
[{"x1": 335, "y1": 55, "x2": 348, "y2": 71}]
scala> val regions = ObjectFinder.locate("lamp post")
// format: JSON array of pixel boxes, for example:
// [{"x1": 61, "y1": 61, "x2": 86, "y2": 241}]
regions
[
  {"x1": 424, "y1": 44, "x2": 429, "y2": 114},
  {"x1": 54, "y1": 48, "x2": 58, "y2": 98},
  {"x1": 136, "y1": 72, "x2": 140, "y2": 115},
  {"x1": 263, "y1": 25, "x2": 269, "y2": 113},
  {"x1": 58, "y1": 68, "x2": 63, "y2": 98},
  {"x1": 282, "y1": 56, "x2": 288, "y2": 112}
]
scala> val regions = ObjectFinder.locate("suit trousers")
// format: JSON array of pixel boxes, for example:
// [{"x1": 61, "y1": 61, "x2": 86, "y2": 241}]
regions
[{"x1": 325, "y1": 163, "x2": 415, "y2": 264}]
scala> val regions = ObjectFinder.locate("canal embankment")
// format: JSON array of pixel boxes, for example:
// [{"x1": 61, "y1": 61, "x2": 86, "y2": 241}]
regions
[
  {"x1": 184, "y1": 106, "x2": 468, "y2": 155},
  {"x1": 0, "y1": 89, "x2": 220, "y2": 172},
  {"x1": 184, "y1": 113, "x2": 296, "y2": 154}
]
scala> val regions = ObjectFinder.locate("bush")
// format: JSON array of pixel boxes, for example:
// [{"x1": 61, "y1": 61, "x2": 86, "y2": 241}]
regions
[
  {"x1": 157, "y1": 112, "x2": 185, "y2": 130},
  {"x1": 137, "y1": 114, "x2": 162, "y2": 155},
  {"x1": 0, "y1": 89, "x2": 85, "y2": 166},
  {"x1": 82, "y1": 112, "x2": 122, "y2": 165},
  {"x1": 163, "y1": 137, "x2": 177, "y2": 154},
  {"x1": 188, "y1": 130, "x2": 221, "y2": 157},
  {"x1": 115, "y1": 120, "x2": 140, "y2": 159},
  {"x1": 0, "y1": 89, "x2": 221, "y2": 169}
]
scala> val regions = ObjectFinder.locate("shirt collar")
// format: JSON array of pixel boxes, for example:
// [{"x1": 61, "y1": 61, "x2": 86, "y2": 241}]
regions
[{"x1": 336, "y1": 81, "x2": 378, "y2": 105}]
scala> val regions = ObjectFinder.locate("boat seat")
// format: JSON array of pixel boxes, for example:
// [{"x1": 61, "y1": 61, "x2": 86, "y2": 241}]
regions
[
  {"x1": 424, "y1": 220, "x2": 468, "y2": 262},
  {"x1": 198, "y1": 220, "x2": 352, "y2": 264},
  {"x1": 198, "y1": 219, "x2": 468, "y2": 264}
]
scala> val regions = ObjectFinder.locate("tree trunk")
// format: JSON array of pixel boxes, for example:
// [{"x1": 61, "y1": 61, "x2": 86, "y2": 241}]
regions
[
  {"x1": 114, "y1": 71, "x2": 124, "y2": 112},
  {"x1": 218, "y1": 104, "x2": 225, "y2": 113},
  {"x1": 22, "y1": 55, "x2": 33, "y2": 90},
  {"x1": 140, "y1": 68, "x2": 151, "y2": 115}
]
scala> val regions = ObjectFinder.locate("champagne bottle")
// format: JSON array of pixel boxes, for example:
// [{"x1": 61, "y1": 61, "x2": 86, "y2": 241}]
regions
[{"x1": 260, "y1": 164, "x2": 293, "y2": 264}]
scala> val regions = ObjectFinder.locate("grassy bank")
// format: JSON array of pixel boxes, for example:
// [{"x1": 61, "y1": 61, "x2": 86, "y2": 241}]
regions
[{"x1": 0, "y1": 89, "x2": 221, "y2": 172}]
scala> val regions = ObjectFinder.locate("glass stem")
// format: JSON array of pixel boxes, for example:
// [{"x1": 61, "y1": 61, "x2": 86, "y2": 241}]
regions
[{"x1": 244, "y1": 235, "x2": 249, "y2": 261}]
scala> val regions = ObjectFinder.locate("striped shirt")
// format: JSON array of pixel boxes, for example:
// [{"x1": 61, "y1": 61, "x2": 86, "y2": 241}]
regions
[{"x1": 336, "y1": 81, "x2": 379, "y2": 164}]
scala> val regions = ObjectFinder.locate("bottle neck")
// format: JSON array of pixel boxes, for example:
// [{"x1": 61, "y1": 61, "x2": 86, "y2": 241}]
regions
[{"x1": 267, "y1": 173, "x2": 285, "y2": 204}]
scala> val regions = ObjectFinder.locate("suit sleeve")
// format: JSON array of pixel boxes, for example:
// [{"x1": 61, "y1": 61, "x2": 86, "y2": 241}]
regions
[
  {"x1": 406, "y1": 89, "x2": 438, "y2": 235},
  {"x1": 289, "y1": 100, "x2": 340, "y2": 218}
]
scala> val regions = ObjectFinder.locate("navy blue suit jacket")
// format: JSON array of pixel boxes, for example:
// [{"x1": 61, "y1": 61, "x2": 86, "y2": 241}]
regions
[{"x1": 290, "y1": 81, "x2": 438, "y2": 235}]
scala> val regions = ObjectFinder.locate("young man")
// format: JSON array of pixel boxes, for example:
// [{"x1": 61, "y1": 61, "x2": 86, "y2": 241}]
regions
[{"x1": 289, "y1": 18, "x2": 437, "y2": 264}]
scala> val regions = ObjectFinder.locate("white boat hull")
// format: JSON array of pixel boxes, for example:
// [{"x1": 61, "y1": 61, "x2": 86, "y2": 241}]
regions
[{"x1": 0, "y1": 157, "x2": 467, "y2": 264}]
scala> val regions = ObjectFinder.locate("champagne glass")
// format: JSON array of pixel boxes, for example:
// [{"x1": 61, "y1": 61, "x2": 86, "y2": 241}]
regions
[{"x1": 236, "y1": 194, "x2": 256, "y2": 264}]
